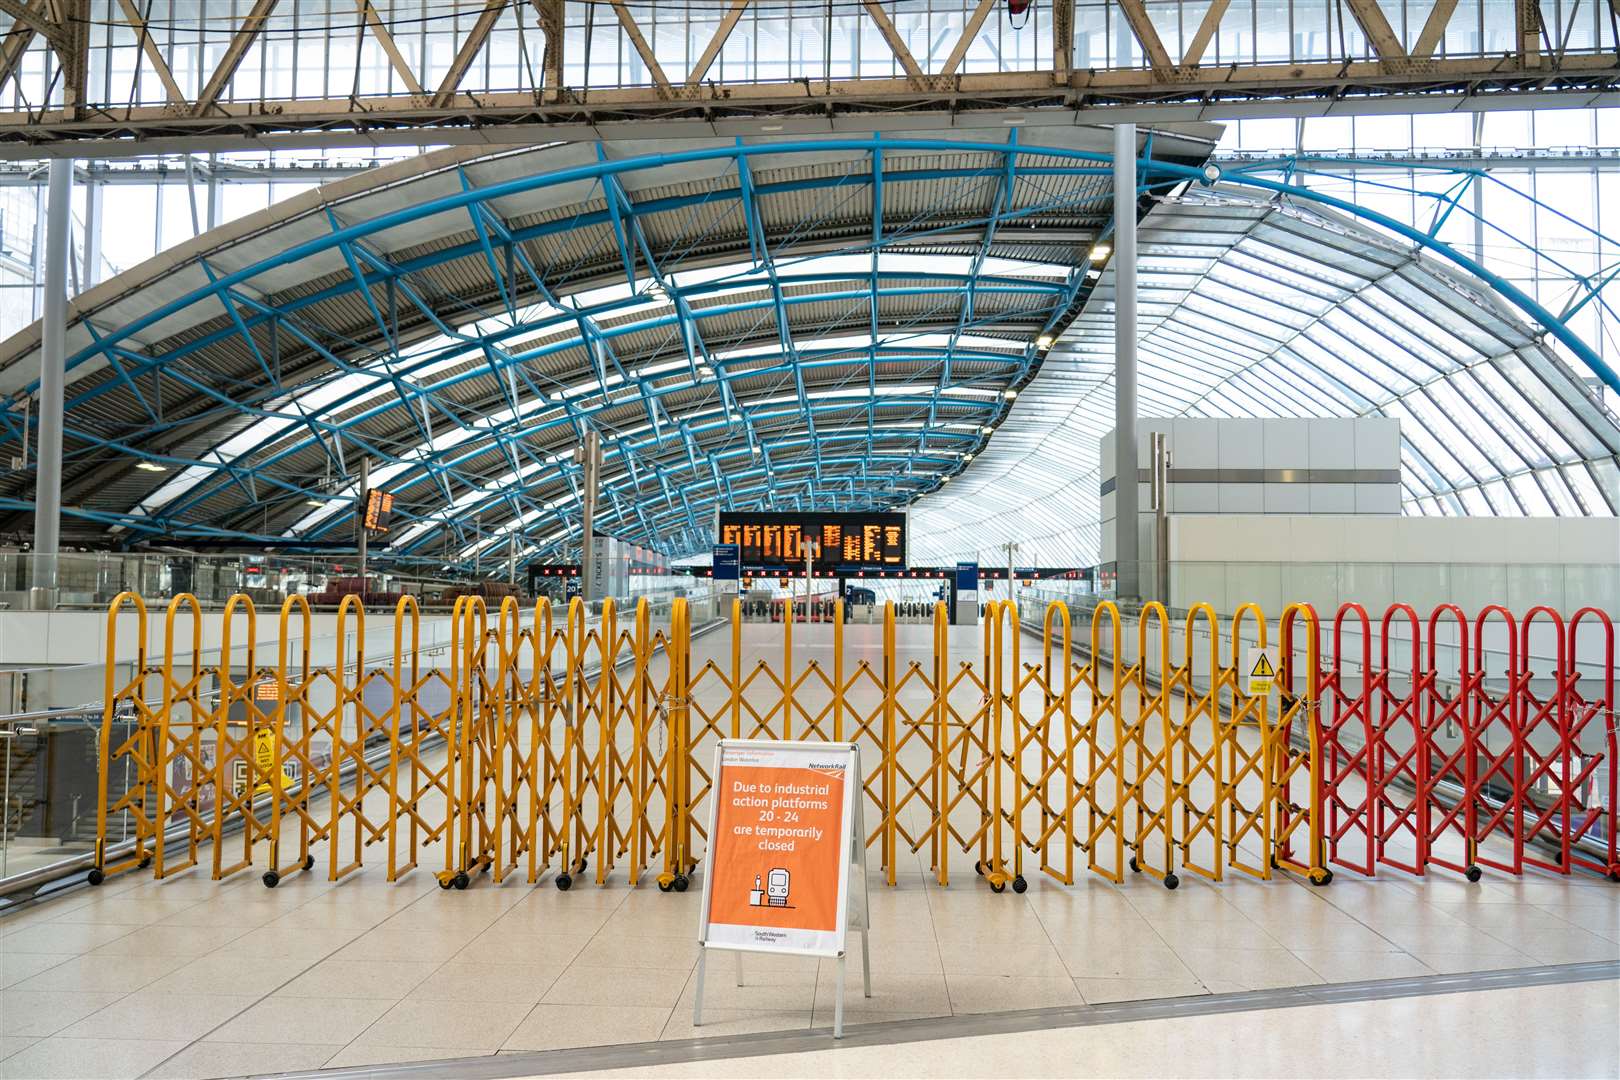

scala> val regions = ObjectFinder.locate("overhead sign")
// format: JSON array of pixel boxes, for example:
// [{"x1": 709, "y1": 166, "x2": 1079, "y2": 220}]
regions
[
  {"x1": 1246, "y1": 646, "x2": 1280, "y2": 696},
  {"x1": 698, "y1": 740, "x2": 863, "y2": 957},
  {"x1": 362, "y1": 488, "x2": 394, "y2": 533},
  {"x1": 955, "y1": 562, "x2": 979, "y2": 592},
  {"x1": 718, "y1": 511, "x2": 906, "y2": 572},
  {"x1": 712, "y1": 543, "x2": 741, "y2": 582}
]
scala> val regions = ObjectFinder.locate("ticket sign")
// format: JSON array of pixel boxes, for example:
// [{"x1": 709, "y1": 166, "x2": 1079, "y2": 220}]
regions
[{"x1": 698, "y1": 740, "x2": 862, "y2": 957}]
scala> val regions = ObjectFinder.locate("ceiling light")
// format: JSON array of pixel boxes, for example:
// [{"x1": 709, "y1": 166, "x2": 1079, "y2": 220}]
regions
[
  {"x1": 1003, "y1": 390, "x2": 1017, "y2": 400},
  {"x1": 135, "y1": 461, "x2": 167, "y2": 472},
  {"x1": 305, "y1": 498, "x2": 325, "y2": 507},
  {"x1": 980, "y1": 425, "x2": 993, "y2": 435},
  {"x1": 1202, "y1": 163, "x2": 1222, "y2": 184},
  {"x1": 1036, "y1": 333, "x2": 1055, "y2": 349},
  {"x1": 1090, "y1": 243, "x2": 1111, "y2": 260},
  {"x1": 761, "y1": 124, "x2": 783, "y2": 132},
  {"x1": 963, "y1": 453, "x2": 974, "y2": 462}
]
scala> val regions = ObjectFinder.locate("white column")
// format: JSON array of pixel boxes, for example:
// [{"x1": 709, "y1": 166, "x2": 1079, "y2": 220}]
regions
[{"x1": 30, "y1": 159, "x2": 71, "y2": 606}]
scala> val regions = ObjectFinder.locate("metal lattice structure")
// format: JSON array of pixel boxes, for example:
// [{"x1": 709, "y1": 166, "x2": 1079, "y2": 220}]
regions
[
  {"x1": 2, "y1": 130, "x2": 1616, "y2": 571},
  {"x1": 2, "y1": 0, "x2": 1619, "y2": 157},
  {"x1": 0, "y1": 127, "x2": 1215, "y2": 564}
]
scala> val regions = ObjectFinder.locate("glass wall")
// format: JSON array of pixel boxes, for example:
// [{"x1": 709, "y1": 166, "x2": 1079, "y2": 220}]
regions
[
  {"x1": 0, "y1": 150, "x2": 416, "y2": 341},
  {"x1": 1217, "y1": 110, "x2": 1620, "y2": 406}
]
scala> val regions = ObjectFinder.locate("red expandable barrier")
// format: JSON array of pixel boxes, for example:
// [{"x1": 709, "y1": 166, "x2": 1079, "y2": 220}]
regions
[
  {"x1": 1314, "y1": 601, "x2": 1614, "y2": 882},
  {"x1": 1519, "y1": 606, "x2": 1572, "y2": 874},
  {"x1": 1322, "y1": 603, "x2": 1375, "y2": 875},
  {"x1": 1470, "y1": 605, "x2": 1524, "y2": 876},
  {"x1": 1371, "y1": 604, "x2": 1424, "y2": 876},
  {"x1": 1418, "y1": 603, "x2": 1480, "y2": 879},
  {"x1": 1565, "y1": 608, "x2": 1617, "y2": 880}
]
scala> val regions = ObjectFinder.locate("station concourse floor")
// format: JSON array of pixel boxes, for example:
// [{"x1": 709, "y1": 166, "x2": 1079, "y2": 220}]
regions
[{"x1": 0, "y1": 620, "x2": 1617, "y2": 1080}]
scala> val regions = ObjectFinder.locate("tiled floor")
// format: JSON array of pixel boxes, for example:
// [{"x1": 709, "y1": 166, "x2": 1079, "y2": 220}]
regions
[
  {"x1": 553, "y1": 978, "x2": 1620, "y2": 1079},
  {"x1": 1, "y1": 621, "x2": 1616, "y2": 1079},
  {"x1": 3, "y1": 857, "x2": 1616, "y2": 1078}
]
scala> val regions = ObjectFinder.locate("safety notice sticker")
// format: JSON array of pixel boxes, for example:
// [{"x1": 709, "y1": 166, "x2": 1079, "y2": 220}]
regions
[{"x1": 1245, "y1": 646, "x2": 1279, "y2": 696}]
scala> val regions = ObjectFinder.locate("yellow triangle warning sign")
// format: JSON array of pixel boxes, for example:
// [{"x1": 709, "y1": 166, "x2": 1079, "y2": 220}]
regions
[{"x1": 1245, "y1": 647, "x2": 1278, "y2": 696}]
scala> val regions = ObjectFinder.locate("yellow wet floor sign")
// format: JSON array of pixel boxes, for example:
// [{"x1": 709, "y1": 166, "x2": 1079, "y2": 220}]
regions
[
  {"x1": 1245, "y1": 647, "x2": 1278, "y2": 696},
  {"x1": 234, "y1": 730, "x2": 294, "y2": 796}
]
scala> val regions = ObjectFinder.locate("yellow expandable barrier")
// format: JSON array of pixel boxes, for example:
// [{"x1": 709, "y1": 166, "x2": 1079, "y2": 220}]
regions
[{"x1": 91, "y1": 591, "x2": 1330, "y2": 894}]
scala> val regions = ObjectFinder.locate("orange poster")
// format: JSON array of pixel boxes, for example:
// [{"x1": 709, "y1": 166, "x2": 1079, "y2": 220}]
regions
[{"x1": 700, "y1": 742, "x2": 856, "y2": 956}]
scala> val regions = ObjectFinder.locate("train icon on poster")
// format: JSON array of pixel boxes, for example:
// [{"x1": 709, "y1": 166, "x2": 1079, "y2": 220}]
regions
[{"x1": 748, "y1": 869, "x2": 791, "y2": 908}]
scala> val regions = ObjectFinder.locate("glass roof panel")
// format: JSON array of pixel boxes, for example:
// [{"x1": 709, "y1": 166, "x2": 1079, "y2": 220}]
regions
[{"x1": 912, "y1": 189, "x2": 1618, "y2": 567}]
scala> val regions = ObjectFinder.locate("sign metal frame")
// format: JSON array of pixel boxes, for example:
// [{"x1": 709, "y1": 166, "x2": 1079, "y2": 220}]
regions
[{"x1": 693, "y1": 738, "x2": 871, "y2": 1038}]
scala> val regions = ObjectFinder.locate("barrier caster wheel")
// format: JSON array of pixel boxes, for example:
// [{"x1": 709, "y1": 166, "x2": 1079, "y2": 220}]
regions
[
  {"x1": 1012, "y1": 875, "x2": 1027, "y2": 894},
  {"x1": 1270, "y1": 855, "x2": 1280, "y2": 870},
  {"x1": 990, "y1": 880, "x2": 1006, "y2": 894},
  {"x1": 1164, "y1": 873, "x2": 1180, "y2": 891},
  {"x1": 453, "y1": 872, "x2": 470, "y2": 891},
  {"x1": 1128, "y1": 856, "x2": 1140, "y2": 873},
  {"x1": 138, "y1": 855, "x2": 152, "y2": 870},
  {"x1": 86, "y1": 868, "x2": 104, "y2": 886},
  {"x1": 974, "y1": 860, "x2": 985, "y2": 876},
  {"x1": 263, "y1": 871, "x2": 280, "y2": 889},
  {"x1": 1308, "y1": 869, "x2": 1333, "y2": 887},
  {"x1": 673, "y1": 875, "x2": 689, "y2": 893},
  {"x1": 658, "y1": 880, "x2": 673, "y2": 893},
  {"x1": 1465, "y1": 865, "x2": 1483, "y2": 883},
  {"x1": 556, "y1": 874, "x2": 572, "y2": 891},
  {"x1": 578, "y1": 858, "x2": 588, "y2": 873},
  {"x1": 303, "y1": 855, "x2": 316, "y2": 871},
  {"x1": 438, "y1": 877, "x2": 453, "y2": 890}
]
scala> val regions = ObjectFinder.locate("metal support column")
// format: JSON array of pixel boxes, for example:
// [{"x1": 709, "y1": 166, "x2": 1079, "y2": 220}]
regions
[
  {"x1": 1113, "y1": 123, "x2": 1140, "y2": 603},
  {"x1": 1150, "y1": 430, "x2": 1170, "y2": 604},
  {"x1": 803, "y1": 539, "x2": 817, "y2": 618},
  {"x1": 356, "y1": 456, "x2": 369, "y2": 589},
  {"x1": 206, "y1": 153, "x2": 221, "y2": 231},
  {"x1": 82, "y1": 177, "x2": 102, "y2": 289},
  {"x1": 29, "y1": 159, "x2": 71, "y2": 608},
  {"x1": 576, "y1": 428, "x2": 601, "y2": 603}
]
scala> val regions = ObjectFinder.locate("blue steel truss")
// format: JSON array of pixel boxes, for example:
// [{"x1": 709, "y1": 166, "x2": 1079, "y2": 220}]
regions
[{"x1": 0, "y1": 137, "x2": 1613, "y2": 572}]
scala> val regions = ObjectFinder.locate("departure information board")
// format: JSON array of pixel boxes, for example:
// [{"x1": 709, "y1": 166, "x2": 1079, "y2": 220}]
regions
[{"x1": 718, "y1": 512, "x2": 907, "y2": 572}]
